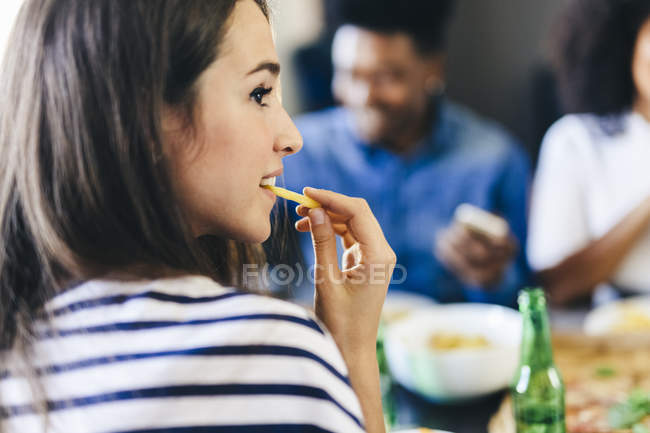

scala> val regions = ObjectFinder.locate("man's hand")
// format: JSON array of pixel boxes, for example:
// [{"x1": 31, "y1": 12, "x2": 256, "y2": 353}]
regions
[{"x1": 434, "y1": 222, "x2": 517, "y2": 288}]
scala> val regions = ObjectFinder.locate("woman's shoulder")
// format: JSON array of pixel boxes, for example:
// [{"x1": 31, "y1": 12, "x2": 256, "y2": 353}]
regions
[
  {"x1": 7, "y1": 276, "x2": 365, "y2": 432},
  {"x1": 537, "y1": 113, "x2": 620, "y2": 166},
  {"x1": 45, "y1": 276, "x2": 351, "y2": 373},
  {"x1": 543, "y1": 112, "x2": 632, "y2": 148},
  {"x1": 545, "y1": 113, "x2": 597, "y2": 141},
  {"x1": 47, "y1": 275, "x2": 334, "y2": 347},
  {"x1": 51, "y1": 275, "x2": 305, "y2": 311}
]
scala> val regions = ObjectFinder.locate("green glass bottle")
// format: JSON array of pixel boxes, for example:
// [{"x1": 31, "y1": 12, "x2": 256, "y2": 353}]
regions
[{"x1": 511, "y1": 288, "x2": 566, "y2": 433}]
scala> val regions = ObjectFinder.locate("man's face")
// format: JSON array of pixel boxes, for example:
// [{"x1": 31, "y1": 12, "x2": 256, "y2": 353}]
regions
[{"x1": 332, "y1": 25, "x2": 445, "y2": 147}]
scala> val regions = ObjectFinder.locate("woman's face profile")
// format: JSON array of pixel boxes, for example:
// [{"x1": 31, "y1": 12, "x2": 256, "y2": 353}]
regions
[{"x1": 166, "y1": 0, "x2": 302, "y2": 243}]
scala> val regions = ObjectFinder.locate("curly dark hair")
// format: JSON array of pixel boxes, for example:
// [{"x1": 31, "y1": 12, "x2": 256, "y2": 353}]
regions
[
  {"x1": 551, "y1": 0, "x2": 650, "y2": 116},
  {"x1": 325, "y1": 0, "x2": 456, "y2": 55}
]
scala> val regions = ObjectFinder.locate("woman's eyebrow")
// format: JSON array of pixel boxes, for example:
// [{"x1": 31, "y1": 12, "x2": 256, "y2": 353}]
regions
[{"x1": 246, "y1": 61, "x2": 281, "y2": 76}]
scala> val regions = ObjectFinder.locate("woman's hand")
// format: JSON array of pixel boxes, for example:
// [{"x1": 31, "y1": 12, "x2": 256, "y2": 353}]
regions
[
  {"x1": 295, "y1": 187, "x2": 396, "y2": 355},
  {"x1": 295, "y1": 187, "x2": 395, "y2": 433},
  {"x1": 539, "y1": 195, "x2": 650, "y2": 306}
]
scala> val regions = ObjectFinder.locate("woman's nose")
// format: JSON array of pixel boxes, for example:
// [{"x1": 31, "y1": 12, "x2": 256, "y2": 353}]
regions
[{"x1": 274, "y1": 108, "x2": 303, "y2": 156}]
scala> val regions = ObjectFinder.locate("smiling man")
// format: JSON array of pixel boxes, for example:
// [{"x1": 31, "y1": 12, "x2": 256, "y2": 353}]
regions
[{"x1": 283, "y1": 0, "x2": 531, "y2": 306}]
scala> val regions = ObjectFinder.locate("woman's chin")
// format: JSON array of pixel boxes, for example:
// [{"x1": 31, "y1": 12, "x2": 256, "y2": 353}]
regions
[
  {"x1": 200, "y1": 211, "x2": 272, "y2": 243},
  {"x1": 251, "y1": 226, "x2": 272, "y2": 243},
  {"x1": 238, "y1": 219, "x2": 272, "y2": 244}
]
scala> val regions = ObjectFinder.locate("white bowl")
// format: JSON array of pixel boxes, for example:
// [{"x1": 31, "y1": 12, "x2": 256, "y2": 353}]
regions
[
  {"x1": 391, "y1": 427, "x2": 450, "y2": 433},
  {"x1": 382, "y1": 290, "x2": 437, "y2": 324},
  {"x1": 384, "y1": 303, "x2": 521, "y2": 402}
]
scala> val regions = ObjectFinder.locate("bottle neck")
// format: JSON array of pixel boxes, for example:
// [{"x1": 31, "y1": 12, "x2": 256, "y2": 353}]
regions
[{"x1": 520, "y1": 308, "x2": 554, "y2": 368}]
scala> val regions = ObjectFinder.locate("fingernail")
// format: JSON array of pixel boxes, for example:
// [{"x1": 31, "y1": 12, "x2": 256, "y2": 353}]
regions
[
  {"x1": 310, "y1": 208, "x2": 325, "y2": 226},
  {"x1": 303, "y1": 187, "x2": 316, "y2": 195}
]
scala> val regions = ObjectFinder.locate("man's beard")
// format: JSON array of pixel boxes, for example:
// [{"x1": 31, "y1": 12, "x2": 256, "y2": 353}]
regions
[{"x1": 353, "y1": 106, "x2": 416, "y2": 147}]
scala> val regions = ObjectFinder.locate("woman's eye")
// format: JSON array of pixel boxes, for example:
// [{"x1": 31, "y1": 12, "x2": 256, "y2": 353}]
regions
[{"x1": 250, "y1": 86, "x2": 273, "y2": 106}]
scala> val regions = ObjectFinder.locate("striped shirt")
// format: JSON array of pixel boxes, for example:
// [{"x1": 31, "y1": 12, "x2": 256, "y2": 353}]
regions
[{"x1": 0, "y1": 276, "x2": 365, "y2": 433}]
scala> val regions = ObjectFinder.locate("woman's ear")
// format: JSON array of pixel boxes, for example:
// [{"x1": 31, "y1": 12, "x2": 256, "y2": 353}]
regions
[
  {"x1": 161, "y1": 103, "x2": 205, "y2": 164},
  {"x1": 161, "y1": 105, "x2": 185, "y2": 159},
  {"x1": 161, "y1": 104, "x2": 188, "y2": 136}
]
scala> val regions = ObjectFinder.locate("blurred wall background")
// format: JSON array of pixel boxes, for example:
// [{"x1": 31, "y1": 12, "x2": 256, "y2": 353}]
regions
[
  {"x1": 444, "y1": 0, "x2": 566, "y2": 156},
  {"x1": 271, "y1": 0, "x2": 325, "y2": 116},
  {"x1": 0, "y1": 1, "x2": 24, "y2": 61}
]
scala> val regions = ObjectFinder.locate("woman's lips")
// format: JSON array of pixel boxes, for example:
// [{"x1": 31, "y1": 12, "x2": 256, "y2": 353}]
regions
[
  {"x1": 259, "y1": 176, "x2": 277, "y2": 187},
  {"x1": 259, "y1": 176, "x2": 277, "y2": 203},
  {"x1": 260, "y1": 185, "x2": 276, "y2": 201}
]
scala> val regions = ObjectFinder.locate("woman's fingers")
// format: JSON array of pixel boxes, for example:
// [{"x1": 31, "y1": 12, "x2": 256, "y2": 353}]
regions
[
  {"x1": 295, "y1": 217, "x2": 308, "y2": 232},
  {"x1": 296, "y1": 208, "x2": 377, "y2": 251},
  {"x1": 303, "y1": 188, "x2": 391, "y2": 261},
  {"x1": 296, "y1": 204, "x2": 348, "y2": 223},
  {"x1": 332, "y1": 223, "x2": 357, "y2": 249},
  {"x1": 306, "y1": 208, "x2": 342, "y2": 284},
  {"x1": 296, "y1": 218, "x2": 357, "y2": 248}
]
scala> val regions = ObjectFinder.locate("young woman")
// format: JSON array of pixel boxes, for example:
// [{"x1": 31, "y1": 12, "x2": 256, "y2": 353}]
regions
[
  {"x1": 528, "y1": 0, "x2": 650, "y2": 305},
  {"x1": 0, "y1": 1, "x2": 395, "y2": 432}
]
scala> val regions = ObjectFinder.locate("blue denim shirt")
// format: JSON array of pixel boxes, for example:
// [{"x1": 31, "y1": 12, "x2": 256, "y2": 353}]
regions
[{"x1": 282, "y1": 100, "x2": 531, "y2": 306}]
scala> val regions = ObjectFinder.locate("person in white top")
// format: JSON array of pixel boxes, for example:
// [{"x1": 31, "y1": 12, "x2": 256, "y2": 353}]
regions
[
  {"x1": 0, "y1": 1, "x2": 396, "y2": 432},
  {"x1": 528, "y1": 0, "x2": 650, "y2": 305}
]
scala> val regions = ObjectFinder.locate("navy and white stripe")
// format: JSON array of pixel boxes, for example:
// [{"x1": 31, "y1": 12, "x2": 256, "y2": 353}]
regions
[{"x1": 1, "y1": 276, "x2": 365, "y2": 433}]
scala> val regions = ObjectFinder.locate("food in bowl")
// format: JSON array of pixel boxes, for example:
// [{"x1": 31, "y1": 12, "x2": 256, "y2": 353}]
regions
[
  {"x1": 384, "y1": 303, "x2": 521, "y2": 402},
  {"x1": 428, "y1": 332, "x2": 490, "y2": 350},
  {"x1": 612, "y1": 305, "x2": 650, "y2": 332},
  {"x1": 584, "y1": 296, "x2": 650, "y2": 335}
]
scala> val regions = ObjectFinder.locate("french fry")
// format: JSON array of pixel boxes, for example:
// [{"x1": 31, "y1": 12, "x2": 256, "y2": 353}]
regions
[{"x1": 263, "y1": 185, "x2": 321, "y2": 208}]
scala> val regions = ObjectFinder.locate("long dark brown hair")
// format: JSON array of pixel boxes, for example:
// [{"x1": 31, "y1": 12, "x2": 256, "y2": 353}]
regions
[{"x1": 0, "y1": 0, "x2": 270, "y2": 364}]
